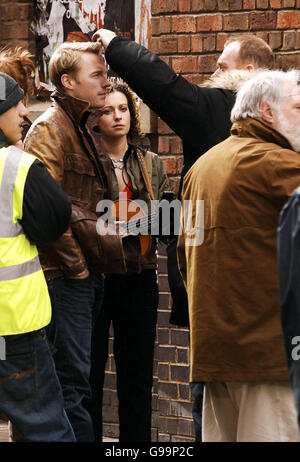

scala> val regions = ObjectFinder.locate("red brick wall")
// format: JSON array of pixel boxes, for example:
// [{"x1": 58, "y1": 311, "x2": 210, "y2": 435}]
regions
[
  {"x1": 0, "y1": 0, "x2": 34, "y2": 51},
  {"x1": 1, "y1": 0, "x2": 300, "y2": 442}
]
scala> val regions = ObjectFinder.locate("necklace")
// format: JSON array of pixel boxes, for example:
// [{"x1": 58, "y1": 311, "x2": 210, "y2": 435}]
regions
[{"x1": 110, "y1": 156, "x2": 124, "y2": 170}]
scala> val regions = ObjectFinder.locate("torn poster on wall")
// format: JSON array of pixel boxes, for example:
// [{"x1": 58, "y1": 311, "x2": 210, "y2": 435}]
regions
[{"x1": 31, "y1": 0, "x2": 152, "y2": 90}]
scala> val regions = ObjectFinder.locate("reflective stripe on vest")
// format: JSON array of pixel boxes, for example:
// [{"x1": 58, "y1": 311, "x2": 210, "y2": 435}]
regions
[
  {"x1": 0, "y1": 255, "x2": 41, "y2": 281},
  {"x1": 0, "y1": 147, "x2": 24, "y2": 237},
  {"x1": 0, "y1": 146, "x2": 51, "y2": 335},
  {"x1": 0, "y1": 146, "x2": 42, "y2": 281}
]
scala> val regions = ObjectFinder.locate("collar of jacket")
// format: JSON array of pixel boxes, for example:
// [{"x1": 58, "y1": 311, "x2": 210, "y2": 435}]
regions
[
  {"x1": 231, "y1": 117, "x2": 294, "y2": 151},
  {"x1": 0, "y1": 128, "x2": 8, "y2": 148},
  {"x1": 200, "y1": 69, "x2": 253, "y2": 92},
  {"x1": 124, "y1": 144, "x2": 146, "y2": 163},
  {"x1": 51, "y1": 90, "x2": 102, "y2": 128}
]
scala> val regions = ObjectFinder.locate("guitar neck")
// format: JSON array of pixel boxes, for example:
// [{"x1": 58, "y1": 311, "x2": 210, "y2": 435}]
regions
[{"x1": 121, "y1": 210, "x2": 159, "y2": 236}]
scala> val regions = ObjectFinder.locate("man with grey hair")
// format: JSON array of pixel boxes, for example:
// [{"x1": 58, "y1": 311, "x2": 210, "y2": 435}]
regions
[{"x1": 177, "y1": 69, "x2": 300, "y2": 441}]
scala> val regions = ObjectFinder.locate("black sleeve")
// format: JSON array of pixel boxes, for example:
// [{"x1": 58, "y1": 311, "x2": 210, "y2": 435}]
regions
[
  {"x1": 279, "y1": 188, "x2": 300, "y2": 364},
  {"x1": 278, "y1": 188, "x2": 300, "y2": 422},
  {"x1": 105, "y1": 36, "x2": 235, "y2": 154},
  {"x1": 20, "y1": 160, "x2": 71, "y2": 245},
  {"x1": 106, "y1": 36, "x2": 202, "y2": 145}
]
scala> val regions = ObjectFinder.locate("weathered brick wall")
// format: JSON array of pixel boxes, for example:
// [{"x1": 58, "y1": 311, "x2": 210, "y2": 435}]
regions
[
  {"x1": 1, "y1": 0, "x2": 300, "y2": 443},
  {"x1": 102, "y1": 242, "x2": 193, "y2": 443},
  {"x1": 0, "y1": 0, "x2": 34, "y2": 52}
]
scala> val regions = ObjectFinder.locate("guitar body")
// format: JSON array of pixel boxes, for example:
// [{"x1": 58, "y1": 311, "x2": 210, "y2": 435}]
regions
[{"x1": 111, "y1": 199, "x2": 152, "y2": 257}]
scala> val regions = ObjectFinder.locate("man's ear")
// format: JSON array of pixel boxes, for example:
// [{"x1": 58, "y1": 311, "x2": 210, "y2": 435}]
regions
[
  {"x1": 260, "y1": 101, "x2": 274, "y2": 124},
  {"x1": 244, "y1": 63, "x2": 255, "y2": 72},
  {"x1": 61, "y1": 73, "x2": 75, "y2": 91},
  {"x1": 0, "y1": 112, "x2": 6, "y2": 133}
]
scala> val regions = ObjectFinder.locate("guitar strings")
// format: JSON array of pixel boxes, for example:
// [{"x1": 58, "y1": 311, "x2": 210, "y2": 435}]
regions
[
  {"x1": 125, "y1": 213, "x2": 158, "y2": 234},
  {"x1": 122, "y1": 210, "x2": 159, "y2": 235}
]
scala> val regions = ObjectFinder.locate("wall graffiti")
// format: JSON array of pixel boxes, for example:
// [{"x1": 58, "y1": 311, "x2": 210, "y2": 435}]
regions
[
  {"x1": 32, "y1": 0, "x2": 144, "y2": 89},
  {"x1": 135, "y1": 0, "x2": 151, "y2": 48}
]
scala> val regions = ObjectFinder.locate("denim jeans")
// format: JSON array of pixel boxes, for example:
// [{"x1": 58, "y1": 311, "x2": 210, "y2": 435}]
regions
[
  {"x1": 47, "y1": 272, "x2": 104, "y2": 442},
  {"x1": 190, "y1": 382, "x2": 204, "y2": 442},
  {"x1": 0, "y1": 328, "x2": 75, "y2": 442},
  {"x1": 89, "y1": 269, "x2": 158, "y2": 442}
]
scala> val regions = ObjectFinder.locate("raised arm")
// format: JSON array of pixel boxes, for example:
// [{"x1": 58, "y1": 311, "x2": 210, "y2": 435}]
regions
[
  {"x1": 94, "y1": 30, "x2": 206, "y2": 146},
  {"x1": 94, "y1": 30, "x2": 234, "y2": 160}
]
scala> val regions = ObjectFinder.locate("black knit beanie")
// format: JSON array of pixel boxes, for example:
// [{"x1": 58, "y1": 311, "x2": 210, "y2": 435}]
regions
[{"x1": 0, "y1": 72, "x2": 24, "y2": 115}]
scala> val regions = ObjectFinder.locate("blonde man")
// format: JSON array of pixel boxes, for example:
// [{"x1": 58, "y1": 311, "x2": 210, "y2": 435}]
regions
[{"x1": 24, "y1": 42, "x2": 110, "y2": 442}]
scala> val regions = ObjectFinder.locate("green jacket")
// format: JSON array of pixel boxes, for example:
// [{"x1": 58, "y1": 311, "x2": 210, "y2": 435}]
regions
[{"x1": 109, "y1": 145, "x2": 169, "y2": 269}]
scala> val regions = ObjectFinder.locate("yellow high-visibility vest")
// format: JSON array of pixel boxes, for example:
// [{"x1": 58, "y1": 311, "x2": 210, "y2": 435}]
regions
[{"x1": 0, "y1": 146, "x2": 51, "y2": 335}]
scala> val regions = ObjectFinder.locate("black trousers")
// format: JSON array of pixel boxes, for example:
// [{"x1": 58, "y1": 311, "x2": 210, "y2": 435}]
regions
[{"x1": 89, "y1": 269, "x2": 158, "y2": 442}]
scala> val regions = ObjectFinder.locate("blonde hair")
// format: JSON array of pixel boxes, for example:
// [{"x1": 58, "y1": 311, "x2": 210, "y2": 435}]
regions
[{"x1": 49, "y1": 42, "x2": 104, "y2": 92}]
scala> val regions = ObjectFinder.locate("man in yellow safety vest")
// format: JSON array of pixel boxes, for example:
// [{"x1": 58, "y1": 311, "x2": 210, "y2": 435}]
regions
[{"x1": 0, "y1": 72, "x2": 75, "y2": 441}]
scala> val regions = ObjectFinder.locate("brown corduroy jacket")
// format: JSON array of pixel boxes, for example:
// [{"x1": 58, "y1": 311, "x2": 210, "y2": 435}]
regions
[{"x1": 178, "y1": 117, "x2": 300, "y2": 383}]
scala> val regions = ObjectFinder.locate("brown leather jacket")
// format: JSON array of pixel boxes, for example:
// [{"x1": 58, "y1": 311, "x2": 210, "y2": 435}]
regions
[{"x1": 25, "y1": 91, "x2": 131, "y2": 279}]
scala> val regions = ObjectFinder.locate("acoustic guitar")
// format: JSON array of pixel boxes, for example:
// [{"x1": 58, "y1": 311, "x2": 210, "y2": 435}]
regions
[{"x1": 107, "y1": 191, "x2": 176, "y2": 257}]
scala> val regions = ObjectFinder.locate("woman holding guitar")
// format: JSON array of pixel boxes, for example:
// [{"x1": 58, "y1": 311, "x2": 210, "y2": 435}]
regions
[{"x1": 89, "y1": 82, "x2": 169, "y2": 442}]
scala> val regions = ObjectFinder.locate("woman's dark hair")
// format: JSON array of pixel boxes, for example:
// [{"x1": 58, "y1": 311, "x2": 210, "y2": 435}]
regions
[{"x1": 105, "y1": 81, "x2": 143, "y2": 140}]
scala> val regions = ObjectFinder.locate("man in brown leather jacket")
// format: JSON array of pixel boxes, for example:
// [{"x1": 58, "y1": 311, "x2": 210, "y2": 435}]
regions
[{"x1": 24, "y1": 41, "x2": 111, "y2": 442}]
